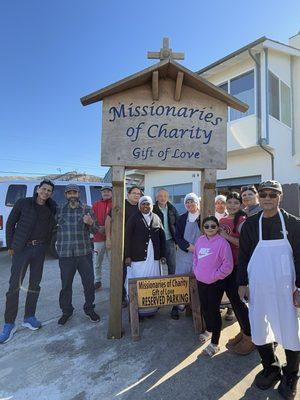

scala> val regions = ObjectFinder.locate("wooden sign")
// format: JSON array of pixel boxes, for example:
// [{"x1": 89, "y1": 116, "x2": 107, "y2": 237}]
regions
[
  {"x1": 101, "y1": 79, "x2": 228, "y2": 170},
  {"x1": 128, "y1": 274, "x2": 205, "y2": 341},
  {"x1": 137, "y1": 276, "x2": 190, "y2": 308},
  {"x1": 81, "y1": 39, "x2": 248, "y2": 340}
]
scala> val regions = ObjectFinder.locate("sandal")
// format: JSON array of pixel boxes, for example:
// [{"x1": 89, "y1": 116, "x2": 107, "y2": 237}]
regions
[
  {"x1": 202, "y1": 343, "x2": 220, "y2": 357},
  {"x1": 199, "y1": 331, "x2": 212, "y2": 345}
]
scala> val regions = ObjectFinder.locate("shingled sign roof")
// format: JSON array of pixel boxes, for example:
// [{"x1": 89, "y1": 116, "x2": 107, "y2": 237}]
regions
[{"x1": 80, "y1": 59, "x2": 248, "y2": 113}]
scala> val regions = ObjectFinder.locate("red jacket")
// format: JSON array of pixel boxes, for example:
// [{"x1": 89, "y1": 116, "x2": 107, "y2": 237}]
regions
[{"x1": 92, "y1": 199, "x2": 112, "y2": 242}]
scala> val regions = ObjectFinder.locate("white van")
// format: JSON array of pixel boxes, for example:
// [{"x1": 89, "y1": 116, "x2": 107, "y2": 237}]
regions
[{"x1": 0, "y1": 179, "x2": 109, "y2": 250}]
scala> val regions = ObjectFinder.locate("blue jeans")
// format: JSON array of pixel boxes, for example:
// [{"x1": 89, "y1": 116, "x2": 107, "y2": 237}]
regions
[
  {"x1": 5, "y1": 243, "x2": 46, "y2": 323},
  {"x1": 165, "y1": 239, "x2": 176, "y2": 275},
  {"x1": 59, "y1": 254, "x2": 95, "y2": 315}
]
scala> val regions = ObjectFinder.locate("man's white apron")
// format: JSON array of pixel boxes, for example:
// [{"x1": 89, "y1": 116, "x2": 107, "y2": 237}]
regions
[{"x1": 248, "y1": 210, "x2": 300, "y2": 350}]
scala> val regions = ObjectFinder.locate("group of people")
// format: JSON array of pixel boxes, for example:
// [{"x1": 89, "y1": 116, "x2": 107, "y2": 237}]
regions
[{"x1": 0, "y1": 178, "x2": 299, "y2": 399}]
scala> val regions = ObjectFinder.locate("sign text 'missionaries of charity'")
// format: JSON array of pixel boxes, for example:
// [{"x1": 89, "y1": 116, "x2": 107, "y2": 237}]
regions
[
  {"x1": 101, "y1": 79, "x2": 227, "y2": 170},
  {"x1": 137, "y1": 276, "x2": 190, "y2": 308}
]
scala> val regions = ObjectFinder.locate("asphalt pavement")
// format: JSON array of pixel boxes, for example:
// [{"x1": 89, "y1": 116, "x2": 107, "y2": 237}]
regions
[{"x1": 0, "y1": 250, "x2": 297, "y2": 400}]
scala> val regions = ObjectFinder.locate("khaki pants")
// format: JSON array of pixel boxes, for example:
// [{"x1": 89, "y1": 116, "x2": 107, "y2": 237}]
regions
[{"x1": 93, "y1": 241, "x2": 111, "y2": 282}]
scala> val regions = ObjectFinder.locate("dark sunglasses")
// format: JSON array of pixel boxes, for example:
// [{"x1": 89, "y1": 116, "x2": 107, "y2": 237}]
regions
[
  {"x1": 241, "y1": 185, "x2": 257, "y2": 193},
  {"x1": 258, "y1": 192, "x2": 279, "y2": 199},
  {"x1": 203, "y1": 224, "x2": 218, "y2": 229},
  {"x1": 141, "y1": 202, "x2": 151, "y2": 206}
]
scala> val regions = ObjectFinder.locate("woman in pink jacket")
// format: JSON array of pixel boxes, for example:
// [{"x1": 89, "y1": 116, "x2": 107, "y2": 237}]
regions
[{"x1": 193, "y1": 216, "x2": 233, "y2": 357}]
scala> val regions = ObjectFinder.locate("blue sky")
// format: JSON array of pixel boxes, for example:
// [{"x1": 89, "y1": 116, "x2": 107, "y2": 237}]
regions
[{"x1": 1, "y1": 0, "x2": 299, "y2": 178}]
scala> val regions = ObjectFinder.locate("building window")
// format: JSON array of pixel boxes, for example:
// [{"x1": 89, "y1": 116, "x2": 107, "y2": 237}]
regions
[
  {"x1": 268, "y1": 72, "x2": 280, "y2": 120},
  {"x1": 230, "y1": 70, "x2": 255, "y2": 121},
  {"x1": 280, "y1": 81, "x2": 291, "y2": 127},
  {"x1": 219, "y1": 82, "x2": 228, "y2": 93},
  {"x1": 268, "y1": 71, "x2": 291, "y2": 127},
  {"x1": 153, "y1": 183, "x2": 193, "y2": 215},
  {"x1": 219, "y1": 82, "x2": 228, "y2": 119}
]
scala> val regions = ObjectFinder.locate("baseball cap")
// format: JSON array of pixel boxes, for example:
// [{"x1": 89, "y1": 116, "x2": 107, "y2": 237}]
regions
[
  {"x1": 101, "y1": 185, "x2": 112, "y2": 192},
  {"x1": 258, "y1": 180, "x2": 282, "y2": 193},
  {"x1": 65, "y1": 184, "x2": 80, "y2": 193}
]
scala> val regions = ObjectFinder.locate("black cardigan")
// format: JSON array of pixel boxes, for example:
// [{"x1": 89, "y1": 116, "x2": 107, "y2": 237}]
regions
[
  {"x1": 125, "y1": 211, "x2": 166, "y2": 261},
  {"x1": 175, "y1": 211, "x2": 201, "y2": 252}
]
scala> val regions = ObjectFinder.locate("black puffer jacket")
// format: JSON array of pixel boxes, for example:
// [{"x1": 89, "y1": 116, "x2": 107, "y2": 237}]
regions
[
  {"x1": 152, "y1": 201, "x2": 179, "y2": 242},
  {"x1": 6, "y1": 195, "x2": 57, "y2": 253}
]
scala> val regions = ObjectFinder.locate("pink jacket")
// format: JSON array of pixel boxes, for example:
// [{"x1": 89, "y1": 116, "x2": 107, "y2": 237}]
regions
[{"x1": 193, "y1": 234, "x2": 233, "y2": 284}]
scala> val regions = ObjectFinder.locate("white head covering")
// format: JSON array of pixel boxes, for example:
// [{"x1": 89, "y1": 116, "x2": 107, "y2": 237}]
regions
[
  {"x1": 138, "y1": 196, "x2": 153, "y2": 209},
  {"x1": 184, "y1": 193, "x2": 200, "y2": 222},
  {"x1": 138, "y1": 196, "x2": 153, "y2": 223},
  {"x1": 215, "y1": 194, "x2": 226, "y2": 203},
  {"x1": 184, "y1": 193, "x2": 199, "y2": 207}
]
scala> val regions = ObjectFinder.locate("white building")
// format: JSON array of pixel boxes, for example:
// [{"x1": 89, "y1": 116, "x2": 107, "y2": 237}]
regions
[{"x1": 127, "y1": 32, "x2": 300, "y2": 215}]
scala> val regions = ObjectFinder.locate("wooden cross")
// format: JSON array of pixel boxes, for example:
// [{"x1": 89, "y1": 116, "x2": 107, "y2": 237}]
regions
[{"x1": 147, "y1": 37, "x2": 185, "y2": 61}]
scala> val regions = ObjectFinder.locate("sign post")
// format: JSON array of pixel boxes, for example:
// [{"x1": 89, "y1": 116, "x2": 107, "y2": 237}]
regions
[
  {"x1": 81, "y1": 38, "x2": 248, "y2": 339},
  {"x1": 107, "y1": 166, "x2": 125, "y2": 339}
]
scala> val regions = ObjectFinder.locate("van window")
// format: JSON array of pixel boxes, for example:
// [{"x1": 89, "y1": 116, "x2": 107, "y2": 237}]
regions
[
  {"x1": 33, "y1": 185, "x2": 87, "y2": 207},
  {"x1": 90, "y1": 186, "x2": 102, "y2": 205},
  {"x1": 5, "y1": 185, "x2": 27, "y2": 207}
]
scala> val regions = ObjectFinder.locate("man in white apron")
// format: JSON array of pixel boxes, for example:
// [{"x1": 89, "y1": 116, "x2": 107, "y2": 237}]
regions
[{"x1": 238, "y1": 180, "x2": 300, "y2": 400}]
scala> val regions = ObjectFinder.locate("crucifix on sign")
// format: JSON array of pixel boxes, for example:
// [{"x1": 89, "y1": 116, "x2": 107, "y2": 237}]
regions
[{"x1": 147, "y1": 37, "x2": 185, "y2": 61}]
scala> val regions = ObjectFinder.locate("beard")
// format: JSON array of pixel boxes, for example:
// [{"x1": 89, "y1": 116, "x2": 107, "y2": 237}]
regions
[{"x1": 68, "y1": 197, "x2": 79, "y2": 206}]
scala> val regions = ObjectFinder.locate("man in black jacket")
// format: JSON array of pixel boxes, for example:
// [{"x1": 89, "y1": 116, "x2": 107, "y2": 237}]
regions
[
  {"x1": 0, "y1": 180, "x2": 56, "y2": 344},
  {"x1": 238, "y1": 180, "x2": 300, "y2": 400},
  {"x1": 153, "y1": 189, "x2": 179, "y2": 275}
]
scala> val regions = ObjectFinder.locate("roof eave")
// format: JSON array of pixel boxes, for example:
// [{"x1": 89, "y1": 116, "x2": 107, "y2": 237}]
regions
[
  {"x1": 263, "y1": 39, "x2": 300, "y2": 56},
  {"x1": 196, "y1": 36, "x2": 267, "y2": 75}
]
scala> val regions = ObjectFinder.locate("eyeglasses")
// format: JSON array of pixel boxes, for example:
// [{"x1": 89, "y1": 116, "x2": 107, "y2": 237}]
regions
[
  {"x1": 241, "y1": 185, "x2": 257, "y2": 193},
  {"x1": 203, "y1": 224, "x2": 218, "y2": 229},
  {"x1": 258, "y1": 192, "x2": 279, "y2": 199},
  {"x1": 141, "y1": 202, "x2": 151, "y2": 206}
]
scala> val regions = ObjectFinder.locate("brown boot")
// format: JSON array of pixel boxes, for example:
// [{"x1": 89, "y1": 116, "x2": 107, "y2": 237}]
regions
[
  {"x1": 232, "y1": 334, "x2": 255, "y2": 355},
  {"x1": 226, "y1": 331, "x2": 243, "y2": 349}
]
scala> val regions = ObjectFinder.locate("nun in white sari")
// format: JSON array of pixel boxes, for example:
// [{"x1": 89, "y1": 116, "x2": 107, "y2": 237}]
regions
[{"x1": 125, "y1": 196, "x2": 166, "y2": 317}]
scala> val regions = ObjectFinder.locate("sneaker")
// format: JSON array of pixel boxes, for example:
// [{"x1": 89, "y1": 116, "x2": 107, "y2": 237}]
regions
[
  {"x1": 226, "y1": 331, "x2": 243, "y2": 349},
  {"x1": 202, "y1": 343, "x2": 220, "y2": 357},
  {"x1": 231, "y1": 334, "x2": 255, "y2": 355},
  {"x1": 0, "y1": 323, "x2": 17, "y2": 344},
  {"x1": 85, "y1": 310, "x2": 100, "y2": 323},
  {"x1": 225, "y1": 308, "x2": 234, "y2": 321},
  {"x1": 278, "y1": 367, "x2": 299, "y2": 400},
  {"x1": 170, "y1": 306, "x2": 179, "y2": 320},
  {"x1": 22, "y1": 316, "x2": 42, "y2": 331},
  {"x1": 94, "y1": 281, "x2": 102, "y2": 290},
  {"x1": 254, "y1": 366, "x2": 281, "y2": 390},
  {"x1": 199, "y1": 331, "x2": 212, "y2": 345},
  {"x1": 58, "y1": 314, "x2": 73, "y2": 326}
]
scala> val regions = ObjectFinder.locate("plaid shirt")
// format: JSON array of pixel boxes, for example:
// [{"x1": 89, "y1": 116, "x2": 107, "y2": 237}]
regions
[{"x1": 56, "y1": 202, "x2": 99, "y2": 257}]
